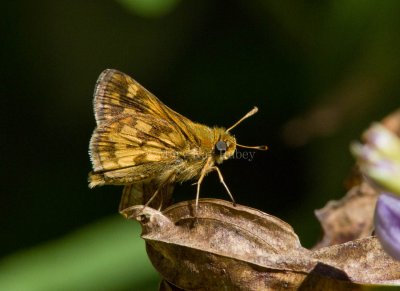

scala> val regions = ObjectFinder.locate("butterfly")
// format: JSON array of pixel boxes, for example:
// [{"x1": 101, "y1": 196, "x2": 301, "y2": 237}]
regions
[{"x1": 88, "y1": 69, "x2": 267, "y2": 215}]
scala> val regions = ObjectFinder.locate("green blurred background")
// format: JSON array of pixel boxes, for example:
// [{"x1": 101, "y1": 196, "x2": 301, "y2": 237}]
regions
[{"x1": 2, "y1": 1, "x2": 400, "y2": 290}]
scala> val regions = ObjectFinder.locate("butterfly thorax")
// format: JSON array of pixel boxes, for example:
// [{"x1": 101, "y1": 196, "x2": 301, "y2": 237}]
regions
[{"x1": 172, "y1": 126, "x2": 236, "y2": 182}]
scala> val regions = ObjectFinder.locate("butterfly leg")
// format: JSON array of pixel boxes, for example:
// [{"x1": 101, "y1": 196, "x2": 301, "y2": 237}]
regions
[
  {"x1": 140, "y1": 187, "x2": 161, "y2": 213},
  {"x1": 195, "y1": 157, "x2": 213, "y2": 214},
  {"x1": 157, "y1": 192, "x2": 164, "y2": 211},
  {"x1": 211, "y1": 166, "x2": 236, "y2": 206},
  {"x1": 141, "y1": 172, "x2": 176, "y2": 213}
]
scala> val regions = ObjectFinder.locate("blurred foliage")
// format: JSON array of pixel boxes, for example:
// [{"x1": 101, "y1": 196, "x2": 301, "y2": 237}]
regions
[
  {"x1": 2, "y1": 0, "x2": 400, "y2": 289},
  {"x1": 0, "y1": 217, "x2": 158, "y2": 290},
  {"x1": 116, "y1": 0, "x2": 180, "y2": 18}
]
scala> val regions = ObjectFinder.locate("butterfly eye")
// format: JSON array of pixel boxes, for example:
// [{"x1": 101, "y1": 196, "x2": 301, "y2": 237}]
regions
[{"x1": 215, "y1": 141, "x2": 227, "y2": 155}]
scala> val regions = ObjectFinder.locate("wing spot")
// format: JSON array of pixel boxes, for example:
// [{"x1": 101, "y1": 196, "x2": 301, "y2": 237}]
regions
[
  {"x1": 121, "y1": 108, "x2": 137, "y2": 116},
  {"x1": 120, "y1": 125, "x2": 138, "y2": 137},
  {"x1": 117, "y1": 156, "x2": 136, "y2": 167},
  {"x1": 146, "y1": 153, "x2": 162, "y2": 162},
  {"x1": 136, "y1": 120, "x2": 153, "y2": 133},
  {"x1": 146, "y1": 140, "x2": 165, "y2": 148},
  {"x1": 128, "y1": 84, "x2": 139, "y2": 97},
  {"x1": 110, "y1": 92, "x2": 121, "y2": 104}
]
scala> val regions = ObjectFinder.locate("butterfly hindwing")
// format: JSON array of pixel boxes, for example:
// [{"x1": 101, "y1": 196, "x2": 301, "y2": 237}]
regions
[
  {"x1": 119, "y1": 181, "x2": 174, "y2": 216},
  {"x1": 89, "y1": 113, "x2": 186, "y2": 187}
]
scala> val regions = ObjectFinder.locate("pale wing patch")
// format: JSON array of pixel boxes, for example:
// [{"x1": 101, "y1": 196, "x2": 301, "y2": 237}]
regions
[
  {"x1": 127, "y1": 83, "x2": 139, "y2": 97},
  {"x1": 120, "y1": 125, "x2": 138, "y2": 137},
  {"x1": 101, "y1": 165, "x2": 151, "y2": 184},
  {"x1": 136, "y1": 120, "x2": 153, "y2": 133},
  {"x1": 145, "y1": 153, "x2": 163, "y2": 162}
]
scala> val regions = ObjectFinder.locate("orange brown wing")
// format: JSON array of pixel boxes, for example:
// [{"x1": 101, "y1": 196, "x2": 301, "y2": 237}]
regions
[
  {"x1": 93, "y1": 69, "x2": 203, "y2": 146},
  {"x1": 89, "y1": 69, "x2": 211, "y2": 187}
]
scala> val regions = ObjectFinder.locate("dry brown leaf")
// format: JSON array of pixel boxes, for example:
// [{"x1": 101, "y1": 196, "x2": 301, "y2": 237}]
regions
[
  {"x1": 313, "y1": 181, "x2": 378, "y2": 249},
  {"x1": 312, "y1": 238, "x2": 400, "y2": 284},
  {"x1": 126, "y1": 199, "x2": 400, "y2": 291}
]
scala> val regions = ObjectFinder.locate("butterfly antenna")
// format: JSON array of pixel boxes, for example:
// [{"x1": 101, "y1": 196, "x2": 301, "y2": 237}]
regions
[
  {"x1": 226, "y1": 107, "x2": 259, "y2": 132},
  {"x1": 236, "y1": 144, "x2": 268, "y2": 151}
]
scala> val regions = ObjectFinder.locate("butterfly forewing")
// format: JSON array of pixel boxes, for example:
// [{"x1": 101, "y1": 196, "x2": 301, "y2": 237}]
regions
[{"x1": 94, "y1": 70, "x2": 194, "y2": 129}]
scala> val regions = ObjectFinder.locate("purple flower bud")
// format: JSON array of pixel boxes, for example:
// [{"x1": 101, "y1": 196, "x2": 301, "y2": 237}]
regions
[
  {"x1": 374, "y1": 193, "x2": 400, "y2": 260},
  {"x1": 351, "y1": 124, "x2": 400, "y2": 196}
]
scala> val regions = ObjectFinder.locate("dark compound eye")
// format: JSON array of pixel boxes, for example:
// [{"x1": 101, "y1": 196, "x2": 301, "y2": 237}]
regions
[{"x1": 215, "y1": 141, "x2": 227, "y2": 154}]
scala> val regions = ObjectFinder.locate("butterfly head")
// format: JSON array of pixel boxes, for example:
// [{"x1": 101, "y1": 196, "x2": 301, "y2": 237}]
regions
[
  {"x1": 213, "y1": 107, "x2": 268, "y2": 164},
  {"x1": 213, "y1": 131, "x2": 237, "y2": 164}
]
